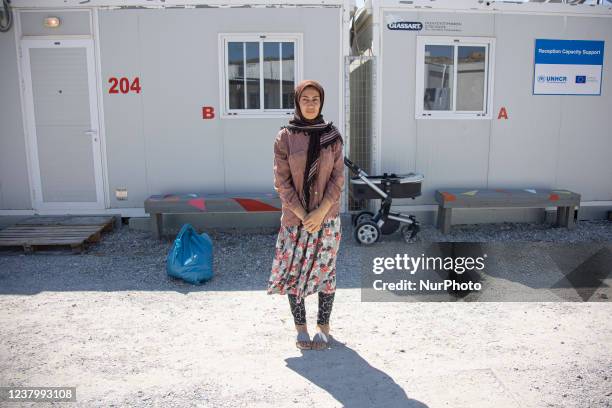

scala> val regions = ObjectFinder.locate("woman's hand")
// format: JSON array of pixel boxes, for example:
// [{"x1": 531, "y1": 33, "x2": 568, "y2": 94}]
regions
[
  {"x1": 292, "y1": 205, "x2": 308, "y2": 222},
  {"x1": 302, "y1": 197, "x2": 334, "y2": 234},
  {"x1": 303, "y1": 207, "x2": 326, "y2": 234}
]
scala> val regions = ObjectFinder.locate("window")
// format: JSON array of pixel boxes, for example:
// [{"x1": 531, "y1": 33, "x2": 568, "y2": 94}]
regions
[
  {"x1": 415, "y1": 36, "x2": 495, "y2": 119},
  {"x1": 220, "y1": 34, "x2": 302, "y2": 117}
]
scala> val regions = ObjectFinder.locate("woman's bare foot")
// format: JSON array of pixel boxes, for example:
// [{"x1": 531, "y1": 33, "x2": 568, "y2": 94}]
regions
[
  {"x1": 295, "y1": 324, "x2": 311, "y2": 349},
  {"x1": 312, "y1": 323, "x2": 330, "y2": 350}
]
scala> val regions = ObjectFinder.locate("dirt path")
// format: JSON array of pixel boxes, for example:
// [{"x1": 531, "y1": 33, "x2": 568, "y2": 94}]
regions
[{"x1": 0, "y1": 225, "x2": 610, "y2": 407}]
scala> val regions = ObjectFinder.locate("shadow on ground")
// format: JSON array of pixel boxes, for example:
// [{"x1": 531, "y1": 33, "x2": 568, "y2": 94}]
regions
[{"x1": 285, "y1": 336, "x2": 429, "y2": 408}]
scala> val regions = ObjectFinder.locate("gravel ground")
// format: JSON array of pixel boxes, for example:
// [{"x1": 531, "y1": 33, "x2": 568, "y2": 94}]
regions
[
  {"x1": 0, "y1": 217, "x2": 611, "y2": 407},
  {"x1": 416, "y1": 219, "x2": 612, "y2": 243},
  {"x1": 1, "y1": 218, "x2": 610, "y2": 293}
]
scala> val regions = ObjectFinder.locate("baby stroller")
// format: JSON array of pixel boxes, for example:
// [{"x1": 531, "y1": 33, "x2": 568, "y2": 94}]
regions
[{"x1": 344, "y1": 156, "x2": 424, "y2": 245}]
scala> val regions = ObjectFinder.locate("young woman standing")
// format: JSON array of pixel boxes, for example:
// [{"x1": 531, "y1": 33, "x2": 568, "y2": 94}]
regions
[{"x1": 267, "y1": 79, "x2": 345, "y2": 350}]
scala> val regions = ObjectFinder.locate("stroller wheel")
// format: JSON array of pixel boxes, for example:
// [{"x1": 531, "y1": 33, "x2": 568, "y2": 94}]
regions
[
  {"x1": 354, "y1": 221, "x2": 381, "y2": 245},
  {"x1": 401, "y1": 224, "x2": 420, "y2": 243},
  {"x1": 353, "y1": 211, "x2": 374, "y2": 227}
]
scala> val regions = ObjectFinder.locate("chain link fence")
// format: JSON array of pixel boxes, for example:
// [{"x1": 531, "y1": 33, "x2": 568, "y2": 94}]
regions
[{"x1": 344, "y1": 55, "x2": 376, "y2": 213}]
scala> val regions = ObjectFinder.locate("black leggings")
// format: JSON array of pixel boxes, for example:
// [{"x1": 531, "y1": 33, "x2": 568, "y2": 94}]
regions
[{"x1": 287, "y1": 292, "x2": 335, "y2": 326}]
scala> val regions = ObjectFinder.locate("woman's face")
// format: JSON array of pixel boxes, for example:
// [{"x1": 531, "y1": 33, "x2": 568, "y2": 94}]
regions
[{"x1": 298, "y1": 87, "x2": 321, "y2": 120}]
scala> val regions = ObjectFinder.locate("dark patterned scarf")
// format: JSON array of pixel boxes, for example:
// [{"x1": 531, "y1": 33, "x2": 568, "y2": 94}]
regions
[{"x1": 280, "y1": 80, "x2": 343, "y2": 211}]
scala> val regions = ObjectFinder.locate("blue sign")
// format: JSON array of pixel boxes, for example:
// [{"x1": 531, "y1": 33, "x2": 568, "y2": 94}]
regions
[
  {"x1": 535, "y1": 39, "x2": 605, "y2": 65},
  {"x1": 533, "y1": 39, "x2": 604, "y2": 95}
]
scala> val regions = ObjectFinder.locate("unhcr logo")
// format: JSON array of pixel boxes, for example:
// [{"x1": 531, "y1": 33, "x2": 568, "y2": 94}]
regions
[
  {"x1": 537, "y1": 75, "x2": 567, "y2": 83},
  {"x1": 387, "y1": 21, "x2": 423, "y2": 31}
]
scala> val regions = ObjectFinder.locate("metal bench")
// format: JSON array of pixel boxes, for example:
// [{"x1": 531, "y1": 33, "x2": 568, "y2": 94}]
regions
[
  {"x1": 144, "y1": 193, "x2": 281, "y2": 239},
  {"x1": 434, "y1": 188, "x2": 581, "y2": 234}
]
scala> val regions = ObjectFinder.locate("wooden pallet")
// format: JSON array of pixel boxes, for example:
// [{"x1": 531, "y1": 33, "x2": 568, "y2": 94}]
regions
[{"x1": 0, "y1": 216, "x2": 115, "y2": 254}]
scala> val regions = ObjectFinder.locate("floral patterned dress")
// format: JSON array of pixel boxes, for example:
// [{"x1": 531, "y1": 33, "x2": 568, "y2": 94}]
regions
[{"x1": 267, "y1": 215, "x2": 342, "y2": 304}]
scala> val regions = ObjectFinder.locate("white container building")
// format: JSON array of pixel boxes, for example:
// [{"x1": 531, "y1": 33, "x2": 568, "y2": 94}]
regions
[
  {"x1": 349, "y1": 0, "x2": 612, "y2": 224},
  {"x1": 0, "y1": 0, "x2": 355, "y2": 218}
]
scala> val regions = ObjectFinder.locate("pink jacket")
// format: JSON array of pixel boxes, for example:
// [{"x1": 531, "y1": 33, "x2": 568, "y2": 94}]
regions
[{"x1": 273, "y1": 127, "x2": 345, "y2": 227}]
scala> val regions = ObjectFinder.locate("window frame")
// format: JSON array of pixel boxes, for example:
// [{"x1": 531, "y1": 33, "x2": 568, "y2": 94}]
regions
[
  {"x1": 415, "y1": 36, "x2": 496, "y2": 120},
  {"x1": 218, "y1": 33, "x2": 303, "y2": 119}
]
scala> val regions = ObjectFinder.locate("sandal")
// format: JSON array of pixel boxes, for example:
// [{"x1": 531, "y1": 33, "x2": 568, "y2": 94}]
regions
[
  {"x1": 296, "y1": 331, "x2": 312, "y2": 350},
  {"x1": 311, "y1": 331, "x2": 330, "y2": 350}
]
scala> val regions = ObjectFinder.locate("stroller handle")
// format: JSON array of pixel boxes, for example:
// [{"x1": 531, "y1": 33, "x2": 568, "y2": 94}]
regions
[{"x1": 343, "y1": 156, "x2": 361, "y2": 174}]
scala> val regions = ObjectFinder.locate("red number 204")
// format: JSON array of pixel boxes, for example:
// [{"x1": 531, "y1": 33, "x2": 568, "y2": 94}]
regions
[{"x1": 108, "y1": 77, "x2": 141, "y2": 94}]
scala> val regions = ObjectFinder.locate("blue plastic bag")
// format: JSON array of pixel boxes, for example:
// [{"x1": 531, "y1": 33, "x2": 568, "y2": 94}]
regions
[{"x1": 166, "y1": 223, "x2": 214, "y2": 285}]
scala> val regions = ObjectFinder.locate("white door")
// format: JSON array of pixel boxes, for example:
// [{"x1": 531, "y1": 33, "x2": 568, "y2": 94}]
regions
[{"x1": 21, "y1": 38, "x2": 105, "y2": 211}]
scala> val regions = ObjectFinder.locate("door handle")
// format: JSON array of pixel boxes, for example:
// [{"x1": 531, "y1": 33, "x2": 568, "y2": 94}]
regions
[{"x1": 84, "y1": 129, "x2": 98, "y2": 141}]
